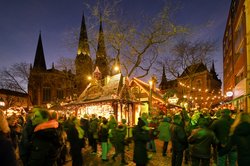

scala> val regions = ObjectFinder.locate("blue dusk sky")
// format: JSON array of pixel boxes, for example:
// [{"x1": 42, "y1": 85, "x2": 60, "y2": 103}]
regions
[{"x1": 0, "y1": 0, "x2": 231, "y2": 80}]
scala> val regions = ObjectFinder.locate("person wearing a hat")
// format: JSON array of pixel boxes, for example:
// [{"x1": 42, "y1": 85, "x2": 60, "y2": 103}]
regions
[
  {"x1": 157, "y1": 117, "x2": 171, "y2": 156},
  {"x1": 132, "y1": 118, "x2": 150, "y2": 166},
  {"x1": 209, "y1": 109, "x2": 236, "y2": 166}
]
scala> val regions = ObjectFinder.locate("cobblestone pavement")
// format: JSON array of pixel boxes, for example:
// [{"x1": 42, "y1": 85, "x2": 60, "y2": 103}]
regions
[{"x1": 64, "y1": 139, "x2": 188, "y2": 166}]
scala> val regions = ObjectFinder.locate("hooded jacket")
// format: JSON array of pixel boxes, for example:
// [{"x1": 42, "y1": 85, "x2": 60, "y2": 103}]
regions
[
  {"x1": 222, "y1": 122, "x2": 250, "y2": 166},
  {"x1": 28, "y1": 120, "x2": 61, "y2": 166},
  {"x1": 188, "y1": 127, "x2": 218, "y2": 158}
]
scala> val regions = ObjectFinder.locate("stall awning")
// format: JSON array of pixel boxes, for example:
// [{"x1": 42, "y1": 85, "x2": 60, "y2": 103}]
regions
[{"x1": 225, "y1": 94, "x2": 250, "y2": 104}]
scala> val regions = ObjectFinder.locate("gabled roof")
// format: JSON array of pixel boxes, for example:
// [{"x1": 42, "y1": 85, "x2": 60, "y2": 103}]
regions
[
  {"x1": 0, "y1": 89, "x2": 28, "y2": 97},
  {"x1": 179, "y1": 63, "x2": 208, "y2": 78},
  {"x1": 77, "y1": 73, "x2": 123, "y2": 102},
  {"x1": 130, "y1": 77, "x2": 165, "y2": 103}
]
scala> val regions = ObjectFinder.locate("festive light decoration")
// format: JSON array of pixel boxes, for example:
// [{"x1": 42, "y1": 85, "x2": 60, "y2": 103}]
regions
[{"x1": 177, "y1": 81, "x2": 224, "y2": 108}]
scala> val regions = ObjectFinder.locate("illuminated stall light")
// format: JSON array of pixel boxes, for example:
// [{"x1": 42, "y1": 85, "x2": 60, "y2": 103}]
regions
[{"x1": 77, "y1": 104, "x2": 114, "y2": 119}]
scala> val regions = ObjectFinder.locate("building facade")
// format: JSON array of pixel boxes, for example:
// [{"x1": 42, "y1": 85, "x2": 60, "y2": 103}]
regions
[
  {"x1": 159, "y1": 62, "x2": 222, "y2": 109},
  {"x1": 28, "y1": 12, "x2": 110, "y2": 106},
  {"x1": 223, "y1": 0, "x2": 250, "y2": 111},
  {"x1": 0, "y1": 89, "x2": 30, "y2": 109}
]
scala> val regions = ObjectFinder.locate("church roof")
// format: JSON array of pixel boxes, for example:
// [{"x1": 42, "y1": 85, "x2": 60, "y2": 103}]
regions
[
  {"x1": 179, "y1": 62, "x2": 208, "y2": 78},
  {"x1": 77, "y1": 73, "x2": 123, "y2": 102},
  {"x1": 130, "y1": 77, "x2": 165, "y2": 103}
]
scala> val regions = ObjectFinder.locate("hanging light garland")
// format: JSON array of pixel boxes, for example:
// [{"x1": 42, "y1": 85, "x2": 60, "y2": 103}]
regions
[{"x1": 178, "y1": 81, "x2": 225, "y2": 107}]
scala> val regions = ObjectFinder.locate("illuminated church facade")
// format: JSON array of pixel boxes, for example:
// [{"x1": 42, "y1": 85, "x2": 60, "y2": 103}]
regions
[{"x1": 28, "y1": 13, "x2": 111, "y2": 106}]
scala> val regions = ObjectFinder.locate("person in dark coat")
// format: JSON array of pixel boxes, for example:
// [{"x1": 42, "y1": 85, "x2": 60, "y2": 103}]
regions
[
  {"x1": 112, "y1": 123, "x2": 128, "y2": 165},
  {"x1": 28, "y1": 107, "x2": 62, "y2": 166},
  {"x1": 132, "y1": 118, "x2": 150, "y2": 166},
  {"x1": 88, "y1": 114, "x2": 99, "y2": 154},
  {"x1": 188, "y1": 117, "x2": 219, "y2": 166},
  {"x1": 19, "y1": 117, "x2": 34, "y2": 166},
  {"x1": 67, "y1": 117, "x2": 85, "y2": 166},
  {"x1": 220, "y1": 112, "x2": 250, "y2": 166},
  {"x1": 80, "y1": 114, "x2": 90, "y2": 140},
  {"x1": 209, "y1": 109, "x2": 237, "y2": 166},
  {"x1": 0, "y1": 110, "x2": 17, "y2": 166},
  {"x1": 98, "y1": 118, "x2": 110, "y2": 161},
  {"x1": 170, "y1": 114, "x2": 188, "y2": 166}
]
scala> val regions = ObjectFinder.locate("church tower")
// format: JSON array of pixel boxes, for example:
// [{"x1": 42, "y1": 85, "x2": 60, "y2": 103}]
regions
[
  {"x1": 32, "y1": 32, "x2": 47, "y2": 71},
  {"x1": 95, "y1": 15, "x2": 109, "y2": 79},
  {"x1": 75, "y1": 12, "x2": 93, "y2": 95},
  {"x1": 159, "y1": 65, "x2": 168, "y2": 90},
  {"x1": 28, "y1": 32, "x2": 47, "y2": 105},
  {"x1": 210, "y1": 60, "x2": 220, "y2": 81}
]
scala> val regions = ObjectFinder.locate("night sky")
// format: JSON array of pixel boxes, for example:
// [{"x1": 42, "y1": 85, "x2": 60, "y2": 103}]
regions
[{"x1": 0, "y1": 0, "x2": 231, "y2": 80}]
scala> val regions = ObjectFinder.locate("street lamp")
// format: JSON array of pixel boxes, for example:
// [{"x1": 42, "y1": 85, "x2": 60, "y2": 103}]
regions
[{"x1": 148, "y1": 79, "x2": 153, "y2": 114}]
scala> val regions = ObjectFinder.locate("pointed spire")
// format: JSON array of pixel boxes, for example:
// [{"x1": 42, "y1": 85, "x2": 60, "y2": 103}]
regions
[
  {"x1": 95, "y1": 14, "x2": 109, "y2": 78},
  {"x1": 77, "y1": 11, "x2": 90, "y2": 56},
  {"x1": 210, "y1": 60, "x2": 220, "y2": 81},
  {"x1": 33, "y1": 32, "x2": 46, "y2": 70},
  {"x1": 159, "y1": 65, "x2": 168, "y2": 90},
  {"x1": 210, "y1": 60, "x2": 215, "y2": 73},
  {"x1": 96, "y1": 14, "x2": 107, "y2": 59}
]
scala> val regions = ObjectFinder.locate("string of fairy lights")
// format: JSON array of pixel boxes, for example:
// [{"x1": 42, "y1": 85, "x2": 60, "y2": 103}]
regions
[{"x1": 178, "y1": 81, "x2": 225, "y2": 107}]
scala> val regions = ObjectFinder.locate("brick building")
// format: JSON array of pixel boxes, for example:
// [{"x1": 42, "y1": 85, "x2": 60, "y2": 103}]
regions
[{"x1": 223, "y1": 0, "x2": 250, "y2": 111}]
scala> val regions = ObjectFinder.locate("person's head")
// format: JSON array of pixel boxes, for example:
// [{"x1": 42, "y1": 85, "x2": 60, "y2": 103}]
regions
[
  {"x1": 230, "y1": 112, "x2": 250, "y2": 135},
  {"x1": 50, "y1": 111, "x2": 58, "y2": 120},
  {"x1": 0, "y1": 111, "x2": 10, "y2": 133},
  {"x1": 7, "y1": 115, "x2": 17, "y2": 126},
  {"x1": 72, "y1": 116, "x2": 80, "y2": 125},
  {"x1": 163, "y1": 117, "x2": 171, "y2": 123},
  {"x1": 91, "y1": 114, "x2": 96, "y2": 119},
  {"x1": 102, "y1": 118, "x2": 108, "y2": 125},
  {"x1": 122, "y1": 119, "x2": 126, "y2": 124},
  {"x1": 83, "y1": 114, "x2": 89, "y2": 119},
  {"x1": 221, "y1": 109, "x2": 231, "y2": 117},
  {"x1": 137, "y1": 118, "x2": 146, "y2": 128},
  {"x1": 31, "y1": 107, "x2": 51, "y2": 126},
  {"x1": 173, "y1": 114, "x2": 182, "y2": 125},
  {"x1": 197, "y1": 117, "x2": 209, "y2": 128}
]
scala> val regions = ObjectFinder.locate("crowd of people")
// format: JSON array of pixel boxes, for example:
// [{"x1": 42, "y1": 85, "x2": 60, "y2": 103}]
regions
[{"x1": 0, "y1": 107, "x2": 250, "y2": 166}]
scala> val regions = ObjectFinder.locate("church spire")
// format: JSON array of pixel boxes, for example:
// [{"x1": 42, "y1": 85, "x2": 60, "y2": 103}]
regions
[
  {"x1": 75, "y1": 11, "x2": 93, "y2": 95},
  {"x1": 210, "y1": 60, "x2": 216, "y2": 73},
  {"x1": 96, "y1": 14, "x2": 107, "y2": 58},
  {"x1": 210, "y1": 60, "x2": 220, "y2": 81},
  {"x1": 77, "y1": 11, "x2": 90, "y2": 56},
  {"x1": 95, "y1": 14, "x2": 109, "y2": 78},
  {"x1": 33, "y1": 32, "x2": 46, "y2": 70},
  {"x1": 159, "y1": 65, "x2": 168, "y2": 90}
]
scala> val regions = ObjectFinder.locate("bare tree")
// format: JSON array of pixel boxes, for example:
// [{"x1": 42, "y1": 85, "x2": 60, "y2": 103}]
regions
[
  {"x1": 55, "y1": 57, "x2": 75, "y2": 73},
  {"x1": 59, "y1": 0, "x2": 186, "y2": 79},
  {"x1": 0, "y1": 62, "x2": 30, "y2": 93},
  {"x1": 160, "y1": 38, "x2": 217, "y2": 79}
]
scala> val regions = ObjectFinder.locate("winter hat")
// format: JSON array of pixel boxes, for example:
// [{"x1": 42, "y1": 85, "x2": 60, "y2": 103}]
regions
[
  {"x1": 163, "y1": 117, "x2": 170, "y2": 122},
  {"x1": 138, "y1": 118, "x2": 146, "y2": 128}
]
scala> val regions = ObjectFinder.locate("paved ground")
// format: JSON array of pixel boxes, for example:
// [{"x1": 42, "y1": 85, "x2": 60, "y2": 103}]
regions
[{"x1": 64, "y1": 139, "x2": 187, "y2": 166}]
